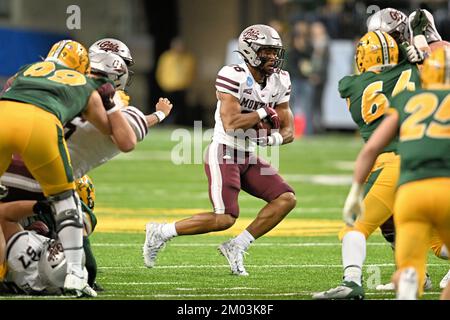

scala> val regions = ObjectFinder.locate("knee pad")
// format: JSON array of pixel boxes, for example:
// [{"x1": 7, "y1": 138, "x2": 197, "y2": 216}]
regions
[{"x1": 47, "y1": 190, "x2": 83, "y2": 232}]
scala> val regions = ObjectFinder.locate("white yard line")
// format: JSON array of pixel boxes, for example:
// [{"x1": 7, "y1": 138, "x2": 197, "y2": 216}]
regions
[
  {"x1": 98, "y1": 263, "x2": 448, "y2": 269},
  {"x1": 92, "y1": 242, "x2": 390, "y2": 247}
]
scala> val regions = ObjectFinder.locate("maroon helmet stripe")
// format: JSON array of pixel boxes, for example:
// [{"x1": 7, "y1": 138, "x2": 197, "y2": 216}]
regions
[
  {"x1": 216, "y1": 82, "x2": 239, "y2": 93},
  {"x1": 217, "y1": 75, "x2": 239, "y2": 87}
]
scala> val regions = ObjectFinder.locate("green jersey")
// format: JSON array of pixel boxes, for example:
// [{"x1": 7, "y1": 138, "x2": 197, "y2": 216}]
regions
[
  {"x1": 390, "y1": 89, "x2": 450, "y2": 185},
  {"x1": 1, "y1": 61, "x2": 109, "y2": 124},
  {"x1": 338, "y1": 60, "x2": 421, "y2": 153}
]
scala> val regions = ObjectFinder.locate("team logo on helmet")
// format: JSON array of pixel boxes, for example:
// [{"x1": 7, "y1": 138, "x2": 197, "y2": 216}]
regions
[
  {"x1": 242, "y1": 28, "x2": 261, "y2": 42},
  {"x1": 97, "y1": 40, "x2": 121, "y2": 53}
]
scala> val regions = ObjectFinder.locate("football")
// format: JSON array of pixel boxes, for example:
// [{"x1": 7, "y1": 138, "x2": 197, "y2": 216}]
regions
[
  {"x1": 26, "y1": 220, "x2": 50, "y2": 237},
  {"x1": 254, "y1": 118, "x2": 273, "y2": 135}
]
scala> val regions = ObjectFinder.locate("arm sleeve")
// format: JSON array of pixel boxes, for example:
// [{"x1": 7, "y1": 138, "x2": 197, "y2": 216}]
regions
[{"x1": 120, "y1": 106, "x2": 149, "y2": 142}]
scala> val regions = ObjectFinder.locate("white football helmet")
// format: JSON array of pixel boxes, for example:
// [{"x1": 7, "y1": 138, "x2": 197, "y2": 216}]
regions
[
  {"x1": 237, "y1": 24, "x2": 285, "y2": 72},
  {"x1": 38, "y1": 239, "x2": 87, "y2": 288},
  {"x1": 90, "y1": 52, "x2": 129, "y2": 90},
  {"x1": 408, "y1": 9, "x2": 442, "y2": 43},
  {"x1": 89, "y1": 38, "x2": 134, "y2": 66},
  {"x1": 367, "y1": 8, "x2": 410, "y2": 44}
]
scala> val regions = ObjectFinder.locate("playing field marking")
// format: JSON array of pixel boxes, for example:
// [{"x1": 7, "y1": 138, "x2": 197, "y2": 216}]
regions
[
  {"x1": 284, "y1": 174, "x2": 353, "y2": 185},
  {"x1": 0, "y1": 291, "x2": 441, "y2": 299},
  {"x1": 174, "y1": 287, "x2": 260, "y2": 291},
  {"x1": 93, "y1": 215, "x2": 347, "y2": 236},
  {"x1": 96, "y1": 207, "x2": 343, "y2": 215},
  {"x1": 98, "y1": 263, "x2": 448, "y2": 270},
  {"x1": 92, "y1": 242, "x2": 389, "y2": 247},
  {"x1": 102, "y1": 282, "x2": 182, "y2": 285}
]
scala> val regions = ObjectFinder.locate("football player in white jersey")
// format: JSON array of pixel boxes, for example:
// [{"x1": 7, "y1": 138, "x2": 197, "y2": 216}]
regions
[
  {"x1": 0, "y1": 45, "x2": 172, "y2": 290},
  {"x1": 0, "y1": 183, "x2": 96, "y2": 297},
  {"x1": 143, "y1": 24, "x2": 297, "y2": 276}
]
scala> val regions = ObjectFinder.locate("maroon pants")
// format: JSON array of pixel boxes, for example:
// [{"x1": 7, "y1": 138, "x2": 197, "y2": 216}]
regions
[{"x1": 204, "y1": 142, "x2": 294, "y2": 218}]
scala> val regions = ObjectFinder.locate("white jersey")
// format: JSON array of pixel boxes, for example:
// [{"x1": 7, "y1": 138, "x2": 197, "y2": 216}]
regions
[
  {"x1": 0, "y1": 92, "x2": 148, "y2": 192},
  {"x1": 5, "y1": 231, "x2": 55, "y2": 294},
  {"x1": 67, "y1": 103, "x2": 148, "y2": 179},
  {"x1": 213, "y1": 63, "x2": 291, "y2": 151}
]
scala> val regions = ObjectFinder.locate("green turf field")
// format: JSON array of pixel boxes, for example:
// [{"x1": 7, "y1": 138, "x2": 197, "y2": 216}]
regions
[{"x1": 6, "y1": 128, "x2": 448, "y2": 300}]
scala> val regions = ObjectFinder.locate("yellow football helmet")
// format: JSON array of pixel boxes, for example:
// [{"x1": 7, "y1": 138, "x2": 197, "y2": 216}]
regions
[
  {"x1": 355, "y1": 31, "x2": 399, "y2": 73},
  {"x1": 75, "y1": 175, "x2": 95, "y2": 211},
  {"x1": 421, "y1": 47, "x2": 450, "y2": 89},
  {"x1": 46, "y1": 40, "x2": 90, "y2": 74}
]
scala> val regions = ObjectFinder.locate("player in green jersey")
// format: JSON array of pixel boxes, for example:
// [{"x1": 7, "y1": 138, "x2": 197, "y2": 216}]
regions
[
  {"x1": 0, "y1": 39, "x2": 129, "y2": 297},
  {"x1": 343, "y1": 47, "x2": 450, "y2": 300},
  {"x1": 313, "y1": 30, "x2": 421, "y2": 300}
]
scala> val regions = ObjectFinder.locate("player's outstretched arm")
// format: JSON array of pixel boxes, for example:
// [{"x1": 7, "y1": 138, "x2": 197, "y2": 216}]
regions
[
  {"x1": 275, "y1": 102, "x2": 294, "y2": 145},
  {"x1": 145, "y1": 97, "x2": 173, "y2": 127},
  {"x1": 84, "y1": 87, "x2": 137, "y2": 152}
]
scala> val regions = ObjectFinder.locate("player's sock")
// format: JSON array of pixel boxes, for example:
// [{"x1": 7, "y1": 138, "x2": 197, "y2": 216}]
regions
[
  {"x1": 59, "y1": 225, "x2": 84, "y2": 275},
  {"x1": 161, "y1": 222, "x2": 177, "y2": 240},
  {"x1": 0, "y1": 262, "x2": 7, "y2": 281},
  {"x1": 233, "y1": 229, "x2": 255, "y2": 251},
  {"x1": 83, "y1": 237, "x2": 97, "y2": 286},
  {"x1": 342, "y1": 231, "x2": 366, "y2": 286}
]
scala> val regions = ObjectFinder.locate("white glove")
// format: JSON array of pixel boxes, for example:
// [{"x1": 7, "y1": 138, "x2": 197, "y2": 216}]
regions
[
  {"x1": 342, "y1": 182, "x2": 364, "y2": 227},
  {"x1": 406, "y1": 45, "x2": 425, "y2": 63}
]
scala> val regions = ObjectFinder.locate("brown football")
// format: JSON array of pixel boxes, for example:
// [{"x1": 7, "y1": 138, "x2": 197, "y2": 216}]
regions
[{"x1": 26, "y1": 220, "x2": 50, "y2": 237}]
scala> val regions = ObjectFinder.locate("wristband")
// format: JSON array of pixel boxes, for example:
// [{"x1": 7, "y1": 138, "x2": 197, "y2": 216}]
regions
[
  {"x1": 106, "y1": 105, "x2": 121, "y2": 115},
  {"x1": 153, "y1": 110, "x2": 166, "y2": 122},
  {"x1": 256, "y1": 108, "x2": 268, "y2": 120}
]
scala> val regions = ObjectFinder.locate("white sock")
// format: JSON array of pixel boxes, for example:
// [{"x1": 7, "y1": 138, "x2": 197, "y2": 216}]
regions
[
  {"x1": 342, "y1": 231, "x2": 366, "y2": 286},
  {"x1": 233, "y1": 229, "x2": 255, "y2": 250},
  {"x1": 161, "y1": 222, "x2": 178, "y2": 240},
  {"x1": 58, "y1": 226, "x2": 84, "y2": 276}
]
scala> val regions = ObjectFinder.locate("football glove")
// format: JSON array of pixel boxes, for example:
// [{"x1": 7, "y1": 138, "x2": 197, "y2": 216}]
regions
[
  {"x1": 410, "y1": 9, "x2": 429, "y2": 36},
  {"x1": 342, "y1": 182, "x2": 364, "y2": 227},
  {"x1": 263, "y1": 106, "x2": 280, "y2": 129},
  {"x1": 97, "y1": 83, "x2": 118, "y2": 114},
  {"x1": 406, "y1": 44, "x2": 425, "y2": 63}
]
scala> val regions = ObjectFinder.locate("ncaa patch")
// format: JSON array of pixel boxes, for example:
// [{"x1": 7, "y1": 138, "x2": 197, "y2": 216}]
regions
[{"x1": 246, "y1": 76, "x2": 253, "y2": 87}]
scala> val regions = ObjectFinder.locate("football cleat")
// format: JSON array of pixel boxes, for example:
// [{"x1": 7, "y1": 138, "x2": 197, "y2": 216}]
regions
[
  {"x1": 312, "y1": 281, "x2": 364, "y2": 300},
  {"x1": 143, "y1": 222, "x2": 169, "y2": 268},
  {"x1": 218, "y1": 240, "x2": 249, "y2": 276},
  {"x1": 376, "y1": 273, "x2": 432, "y2": 291},
  {"x1": 440, "y1": 269, "x2": 450, "y2": 289},
  {"x1": 64, "y1": 271, "x2": 93, "y2": 297}
]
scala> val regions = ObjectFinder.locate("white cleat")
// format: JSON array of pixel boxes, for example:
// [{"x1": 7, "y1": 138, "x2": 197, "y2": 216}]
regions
[
  {"x1": 439, "y1": 269, "x2": 450, "y2": 289},
  {"x1": 375, "y1": 282, "x2": 396, "y2": 291},
  {"x1": 64, "y1": 271, "x2": 95, "y2": 297},
  {"x1": 218, "y1": 240, "x2": 249, "y2": 276},
  {"x1": 143, "y1": 222, "x2": 168, "y2": 268},
  {"x1": 396, "y1": 268, "x2": 418, "y2": 300},
  {"x1": 376, "y1": 274, "x2": 432, "y2": 291}
]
